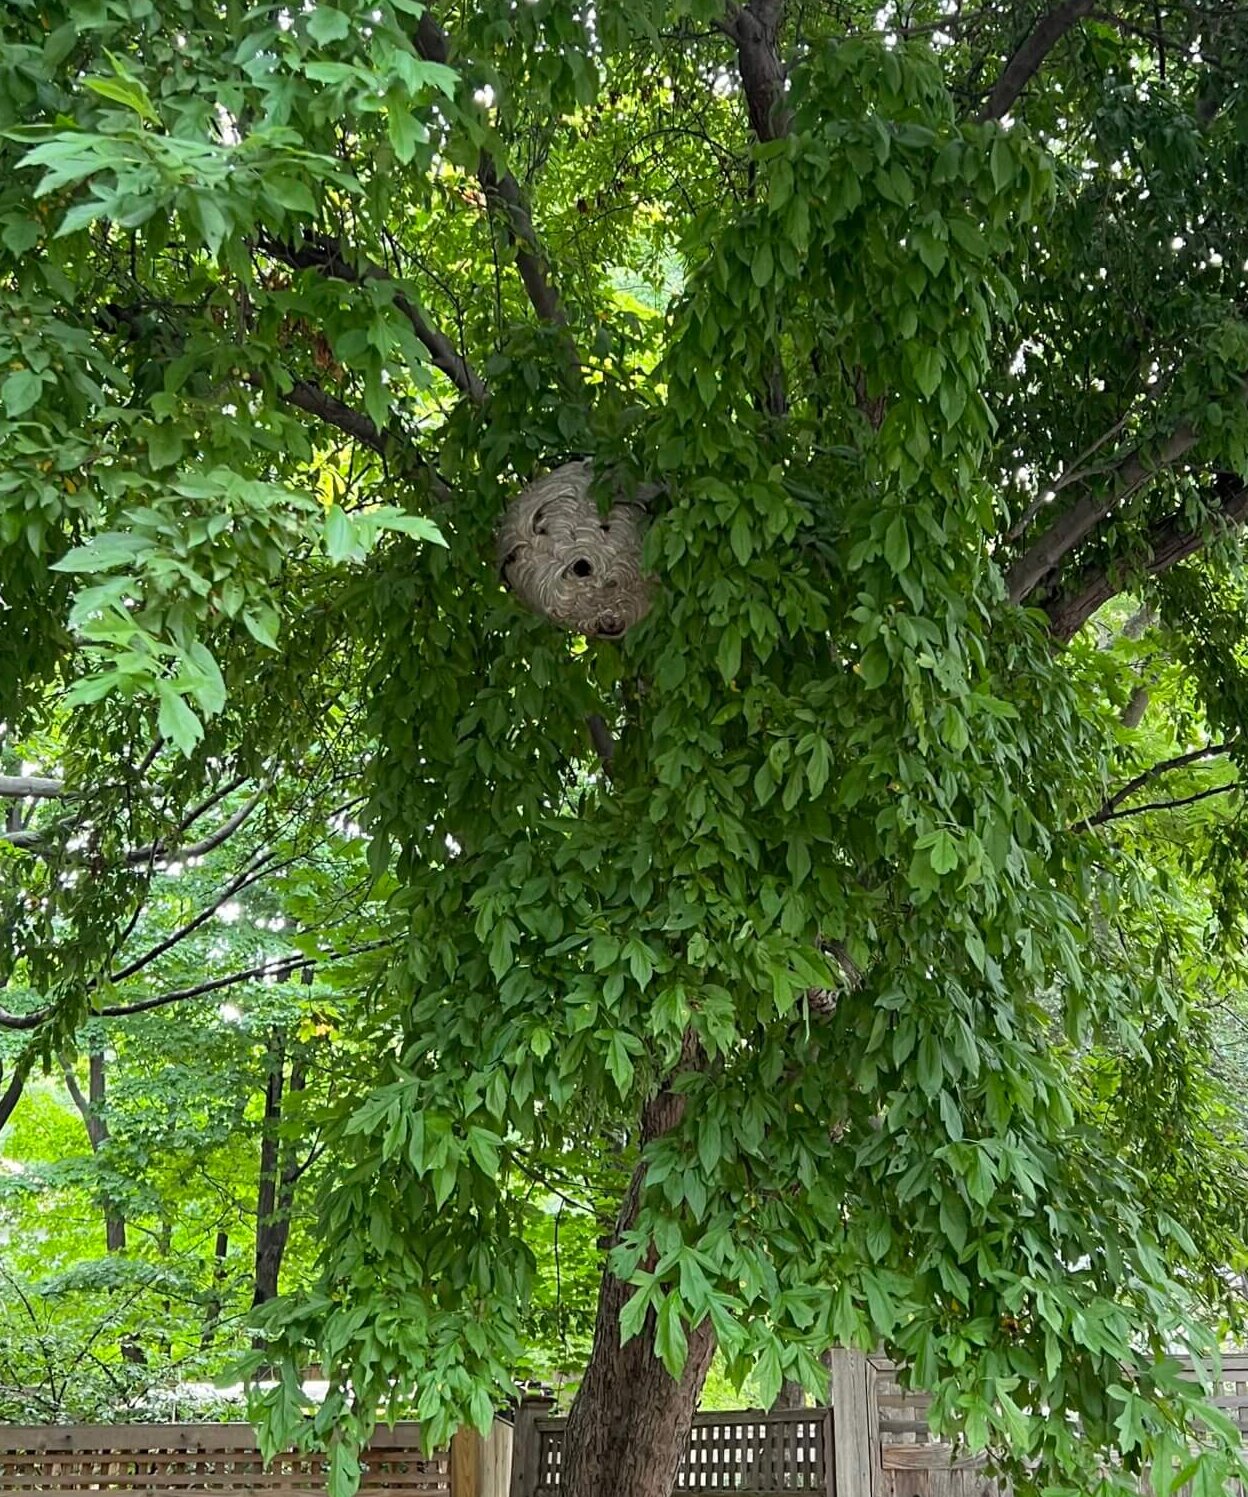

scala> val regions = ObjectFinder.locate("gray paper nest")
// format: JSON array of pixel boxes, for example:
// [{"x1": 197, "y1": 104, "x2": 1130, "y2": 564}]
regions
[{"x1": 497, "y1": 460, "x2": 655, "y2": 639}]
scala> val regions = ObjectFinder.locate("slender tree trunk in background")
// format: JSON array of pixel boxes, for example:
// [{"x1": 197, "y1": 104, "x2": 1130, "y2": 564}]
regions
[
  {"x1": 251, "y1": 1032, "x2": 308, "y2": 1339},
  {"x1": 201, "y1": 1230, "x2": 230, "y2": 1349},
  {"x1": 63, "y1": 1048, "x2": 145, "y2": 1363},
  {"x1": 773, "y1": 1380, "x2": 806, "y2": 1409},
  {"x1": 88, "y1": 1053, "x2": 128, "y2": 1254},
  {"x1": 560, "y1": 1038, "x2": 715, "y2": 1497},
  {"x1": 156, "y1": 1218, "x2": 174, "y2": 1357},
  {"x1": 62, "y1": 1050, "x2": 128, "y2": 1251}
]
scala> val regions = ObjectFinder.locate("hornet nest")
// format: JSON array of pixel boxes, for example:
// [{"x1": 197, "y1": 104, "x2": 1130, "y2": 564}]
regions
[{"x1": 497, "y1": 460, "x2": 656, "y2": 639}]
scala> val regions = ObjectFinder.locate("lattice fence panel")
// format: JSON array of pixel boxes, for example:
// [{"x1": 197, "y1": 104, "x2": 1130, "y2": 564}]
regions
[
  {"x1": 533, "y1": 1407, "x2": 831, "y2": 1494},
  {"x1": 0, "y1": 1422, "x2": 449, "y2": 1494}
]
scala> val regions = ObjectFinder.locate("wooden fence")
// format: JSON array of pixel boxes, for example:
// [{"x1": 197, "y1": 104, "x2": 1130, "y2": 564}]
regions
[
  {"x1": 509, "y1": 1399, "x2": 835, "y2": 1494},
  {"x1": 842, "y1": 1350, "x2": 1248, "y2": 1497},
  {"x1": 0, "y1": 1421, "x2": 511, "y2": 1496},
  {"x1": 5, "y1": 1354, "x2": 1247, "y2": 1497}
]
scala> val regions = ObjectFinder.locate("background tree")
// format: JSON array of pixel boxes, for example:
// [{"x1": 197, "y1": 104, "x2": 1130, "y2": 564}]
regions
[{"x1": 6, "y1": 1, "x2": 1248, "y2": 1495}]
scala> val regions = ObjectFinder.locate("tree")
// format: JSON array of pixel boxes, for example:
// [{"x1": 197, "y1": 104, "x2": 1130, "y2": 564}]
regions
[{"x1": 5, "y1": 0, "x2": 1248, "y2": 1492}]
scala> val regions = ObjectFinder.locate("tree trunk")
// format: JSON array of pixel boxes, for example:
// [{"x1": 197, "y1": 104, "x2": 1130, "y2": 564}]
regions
[
  {"x1": 251, "y1": 1033, "x2": 308, "y2": 1328},
  {"x1": 201, "y1": 1230, "x2": 230, "y2": 1349},
  {"x1": 89, "y1": 1053, "x2": 128, "y2": 1253},
  {"x1": 560, "y1": 1036, "x2": 715, "y2": 1497},
  {"x1": 63, "y1": 1051, "x2": 127, "y2": 1251},
  {"x1": 63, "y1": 1049, "x2": 144, "y2": 1363},
  {"x1": 773, "y1": 1379, "x2": 806, "y2": 1409}
]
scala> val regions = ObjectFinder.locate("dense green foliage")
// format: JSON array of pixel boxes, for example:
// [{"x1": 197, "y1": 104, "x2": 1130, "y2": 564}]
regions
[{"x1": 6, "y1": 0, "x2": 1248, "y2": 1492}]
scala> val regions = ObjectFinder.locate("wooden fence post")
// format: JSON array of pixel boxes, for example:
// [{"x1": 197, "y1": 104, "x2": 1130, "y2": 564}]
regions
[
  {"x1": 508, "y1": 1397, "x2": 553, "y2": 1497},
  {"x1": 450, "y1": 1427, "x2": 482, "y2": 1497},
  {"x1": 828, "y1": 1348, "x2": 876, "y2": 1497}
]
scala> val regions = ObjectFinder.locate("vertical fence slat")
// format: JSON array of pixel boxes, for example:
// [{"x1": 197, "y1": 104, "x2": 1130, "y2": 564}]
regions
[{"x1": 508, "y1": 1398, "x2": 552, "y2": 1497}]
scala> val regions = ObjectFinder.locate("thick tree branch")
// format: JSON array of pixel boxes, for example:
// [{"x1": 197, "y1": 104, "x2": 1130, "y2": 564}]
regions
[
  {"x1": 718, "y1": 2, "x2": 791, "y2": 416},
  {"x1": 126, "y1": 789, "x2": 264, "y2": 868},
  {"x1": 2, "y1": 780, "x2": 266, "y2": 862},
  {"x1": 1007, "y1": 424, "x2": 1200, "y2": 605},
  {"x1": 280, "y1": 379, "x2": 454, "y2": 503},
  {"x1": 0, "y1": 776, "x2": 65, "y2": 799},
  {"x1": 282, "y1": 377, "x2": 389, "y2": 454},
  {"x1": 585, "y1": 715, "x2": 616, "y2": 779},
  {"x1": 412, "y1": 13, "x2": 577, "y2": 346},
  {"x1": 978, "y1": 0, "x2": 1095, "y2": 122},
  {"x1": 60, "y1": 1061, "x2": 95, "y2": 1141},
  {"x1": 262, "y1": 233, "x2": 485, "y2": 402},
  {"x1": 720, "y1": 1, "x2": 793, "y2": 142},
  {"x1": 1043, "y1": 481, "x2": 1248, "y2": 640},
  {"x1": 0, "y1": 1066, "x2": 25, "y2": 1133}
]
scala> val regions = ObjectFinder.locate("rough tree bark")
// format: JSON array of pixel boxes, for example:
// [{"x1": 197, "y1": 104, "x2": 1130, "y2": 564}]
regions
[{"x1": 560, "y1": 1037, "x2": 716, "y2": 1497}]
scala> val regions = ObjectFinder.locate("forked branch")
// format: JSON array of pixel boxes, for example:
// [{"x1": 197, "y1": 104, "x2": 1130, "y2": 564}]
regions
[
  {"x1": 979, "y1": 0, "x2": 1095, "y2": 121},
  {"x1": 412, "y1": 12, "x2": 577, "y2": 349},
  {"x1": 262, "y1": 232, "x2": 485, "y2": 402},
  {"x1": 1008, "y1": 424, "x2": 1200, "y2": 605},
  {"x1": 1044, "y1": 480, "x2": 1248, "y2": 640},
  {"x1": 720, "y1": 1, "x2": 793, "y2": 142}
]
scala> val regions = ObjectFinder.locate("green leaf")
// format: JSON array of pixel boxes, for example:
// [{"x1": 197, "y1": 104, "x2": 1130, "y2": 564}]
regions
[
  {"x1": 917, "y1": 1033, "x2": 943, "y2": 1096},
  {"x1": 883, "y1": 515, "x2": 910, "y2": 574},
  {"x1": 2, "y1": 368, "x2": 43, "y2": 418},
  {"x1": 469, "y1": 1385, "x2": 494, "y2": 1437},
  {"x1": 619, "y1": 1284, "x2": 653, "y2": 1347},
  {"x1": 1, "y1": 218, "x2": 40, "y2": 256},
  {"x1": 307, "y1": 6, "x2": 351, "y2": 43},
  {"x1": 387, "y1": 103, "x2": 425, "y2": 164},
  {"x1": 146, "y1": 424, "x2": 184, "y2": 469},
  {"x1": 949, "y1": 217, "x2": 988, "y2": 259},
  {"x1": 990, "y1": 135, "x2": 1014, "y2": 193},
  {"x1": 655, "y1": 1295, "x2": 688, "y2": 1378},
  {"x1": 83, "y1": 70, "x2": 160, "y2": 125},
  {"x1": 716, "y1": 626, "x2": 742, "y2": 683},
  {"x1": 606, "y1": 1032, "x2": 635, "y2": 1096},
  {"x1": 185, "y1": 641, "x2": 227, "y2": 716},
  {"x1": 242, "y1": 606, "x2": 281, "y2": 649},
  {"x1": 328, "y1": 1440, "x2": 361, "y2": 1497},
  {"x1": 64, "y1": 669, "x2": 122, "y2": 706},
  {"x1": 157, "y1": 687, "x2": 205, "y2": 757},
  {"x1": 857, "y1": 643, "x2": 889, "y2": 689},
  {"x1": 939, "y1": 1191, "x2": 968, "y2": 1253},
  {"x1": 372, "y1": 510, "x2": 447, "y2": 546},
  {"x1": 50, "y1": 532, "x2": 147, "y2": 573},
  {"x1": 729, "y1": 508, "x2": 752, "y2": 565},
  {"x1": 467, "y1": 1126, "x2": 501, "y2": 1178},
  {"x1": 324, "y1": 504, "x2": 359, "y2": 562},
  {"x1": 754, "y1": 1342, "x2": 783, "y2": 1412},
  {"x1": 929, "y1": 829, "x2": 959, "y2": 875}
]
